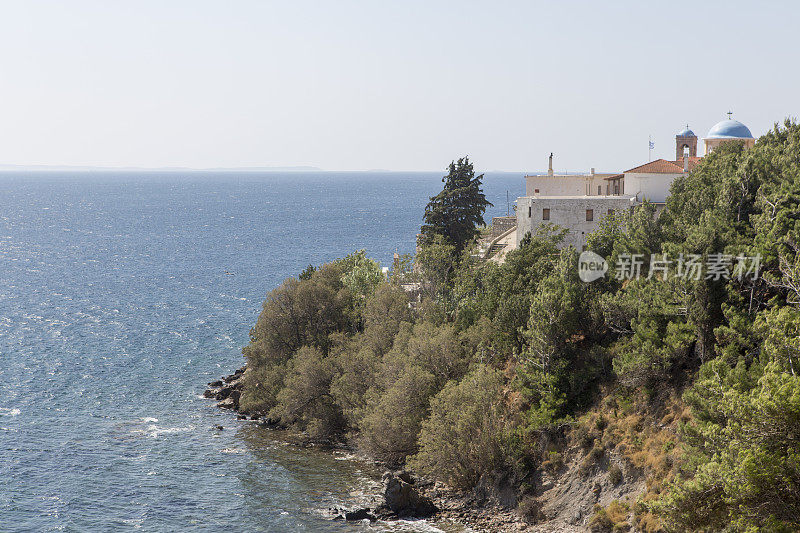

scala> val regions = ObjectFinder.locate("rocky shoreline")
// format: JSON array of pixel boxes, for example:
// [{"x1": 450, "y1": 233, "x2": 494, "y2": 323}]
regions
[
  {"x1": 203, "y1": 366, "x2": 246, "y2": 413},
  {"x1": 203, "y1": 368, "x2": 537, "y2": 532}
]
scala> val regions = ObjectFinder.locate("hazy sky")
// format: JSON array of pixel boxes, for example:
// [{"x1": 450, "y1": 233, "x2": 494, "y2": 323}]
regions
[{"x1": 0, "y1": 1, "x2": 797, "y2": 172}]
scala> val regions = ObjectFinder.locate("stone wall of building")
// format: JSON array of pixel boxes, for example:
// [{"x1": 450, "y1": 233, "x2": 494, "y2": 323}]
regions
[
  {"x1": 516, "y1": 195, "x2": 637, "y2": 250},
  {"x1": 490, "y1": 216, "x2": 517, "y2": 238}
]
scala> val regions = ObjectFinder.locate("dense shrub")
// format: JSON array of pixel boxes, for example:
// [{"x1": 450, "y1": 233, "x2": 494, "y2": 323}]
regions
[
  {"x1": 358, "y1": 365, "x2": 437, "y2": 465},
  {"x1": 659, "y1": 360, "x2": 800, "y2": 531},
  {"x1": 270, "y1": 346, "x2": 345, "y2": 441},
  {"x1": 242, "y1": 262, "x2": 353, "y2": 368},
  {"x1": 328, "y1": 335, "x2": 382, "y2": 427},
  {"x1": 589, "y1": 500, "x2": 630, "y2": 532},
  {"x1": 410, "y1": 365, "x2": 508, "y2": 489},
  {"x1": 403, "y1": 322, "x2": 471, "y2": 387},
  {"x1": 608, "y1": 464, "x2": 623, "y2": 485},
  {"x1": 238, "y1": 361, "x2": 287, "y2": 414}
]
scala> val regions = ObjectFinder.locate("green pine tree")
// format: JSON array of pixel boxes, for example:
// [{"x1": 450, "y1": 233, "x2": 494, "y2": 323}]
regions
[{"x1": 420, "y1": 157, "x2": 492, "y2": 254}]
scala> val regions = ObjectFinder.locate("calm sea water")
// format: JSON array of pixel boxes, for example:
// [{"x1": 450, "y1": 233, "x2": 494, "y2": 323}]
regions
[{"x1": 0, "y1": 171, "x2": 522, "y2": 532}]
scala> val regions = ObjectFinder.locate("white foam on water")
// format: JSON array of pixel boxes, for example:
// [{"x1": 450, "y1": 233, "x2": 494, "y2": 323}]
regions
[
  {"x1": 132, "y1": 423, "x2": 194, "y2": 439},
  {"x1": 333, "y1": 452, "x2": 358, "y2": 461},
  {"x1": 0, "y1": 408, "x2": 20, "y2": 417},
  {"x1": 384, "y1": 520, "x2": 446, "y2": 533},
  {"x1": 220, "y1": 447, "x2": 246, "y2": 454},
  {"x1": 150, "y1": 425, "x2": 192, "y2": 438},
  {"x1": 122, "y1": 518, "x2": 144, "y2": 529}
]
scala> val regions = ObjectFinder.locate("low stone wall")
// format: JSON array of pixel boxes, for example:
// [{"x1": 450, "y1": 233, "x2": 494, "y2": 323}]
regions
[{"x1": 490, "y1": 216, "x2": 517, "y2": 238}]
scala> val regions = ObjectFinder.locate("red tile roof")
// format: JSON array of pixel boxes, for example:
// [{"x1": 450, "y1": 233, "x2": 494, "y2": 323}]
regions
[
  {"x1": 671, "y1": 156, "x2": 702, "y2": 171},
  {"x1": 625, "y1": 157, "x2": 702, "y2": 174},
  {"x1": 625, "y1": 159, "x2": 683, "y2": 173}
]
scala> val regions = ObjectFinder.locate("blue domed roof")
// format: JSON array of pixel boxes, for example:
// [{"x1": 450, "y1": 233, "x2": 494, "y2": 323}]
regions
[
  {"x1": 706, "y1": 119, "x2": 753, "y2": 139},
  {"x1": 677, "y1": 127, "x2": 695, "y2": 137}
]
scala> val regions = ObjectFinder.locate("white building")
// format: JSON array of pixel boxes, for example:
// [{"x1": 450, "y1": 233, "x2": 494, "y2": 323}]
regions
[
  {"x1": 525, "y1": 154, "x2": 618, "y2": 197},
  {"x1": 516, "y1": 195, "x2": 636, "y2": 250},
  {"x1": 621, "y1": 157, "x2": 699, "y2": 205},
  {"x1": 511, "y1": 117, "x2": 756, "y2": 252}
]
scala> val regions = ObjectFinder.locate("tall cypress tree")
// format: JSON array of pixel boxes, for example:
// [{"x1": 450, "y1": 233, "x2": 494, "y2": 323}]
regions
[{"x1": 421, "y1": 157, "x2": 492, "y2": 254}]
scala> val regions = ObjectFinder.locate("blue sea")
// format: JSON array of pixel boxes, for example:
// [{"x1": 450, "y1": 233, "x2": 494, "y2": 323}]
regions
[{"x1": 0, "y1": 171, "x2": 522, "y2": 532}]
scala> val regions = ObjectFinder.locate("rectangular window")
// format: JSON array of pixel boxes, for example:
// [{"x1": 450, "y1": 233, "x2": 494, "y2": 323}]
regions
[
  {"x1": 542, "y1": 208, "x2": 550, "y2": 220},
  {"x1": 607, "y1": 209, "x2": 615, "y2": 216},
  {"x1": 528, "y1": 206, "x2": 532, "y2": 218},
  {"x1": 598, "y1": 185, "x2": 602, "y2": 195},
  {"x1": 586, "y1": 209, "x2": 594, "y2": 221},
  {"x1": 614, "y1": 185, "x2": 620, "y2": 195}
]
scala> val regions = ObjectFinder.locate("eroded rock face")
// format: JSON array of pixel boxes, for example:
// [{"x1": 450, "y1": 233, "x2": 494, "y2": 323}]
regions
[
  {"x1": 380, "y1": 471, "x2": 437, "y2": 518},
  {"x1": 329, "y1": 471, "x2": 438, "y2": 523}
]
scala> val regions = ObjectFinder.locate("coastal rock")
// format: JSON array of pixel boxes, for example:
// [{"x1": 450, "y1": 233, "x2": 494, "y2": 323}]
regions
[
  {"x1": 378, "y1": 471, "x2": 437, "y2": 518},
  {"x1": 229, "y1": 389, "x2": 241, "y2": 406},
  {"x1": 223, "y1": 368, "x2": 244, "y2": 383},
  {"x1": 206, "y1": 368, "x2": 245, "y2": 410},
  {"x1": 217, "y1": 397, "x2": 236, "y2": 409},
  {"x1": 344, "y1": 508, "x2": 376, "y2": 521},
  {"x1": 397, "y1": 470, "x2": 415, "y2": 484}
]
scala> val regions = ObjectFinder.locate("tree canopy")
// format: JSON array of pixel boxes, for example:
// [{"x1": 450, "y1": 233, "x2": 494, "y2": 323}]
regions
[{"x1": 420, "y1": 157, "x2": 492, "y2": 253}]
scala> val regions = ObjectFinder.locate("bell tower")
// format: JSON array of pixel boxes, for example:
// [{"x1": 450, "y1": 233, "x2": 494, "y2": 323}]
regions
[{"x1": 675, "y1": 125, "x2": 697, "y2": 160}]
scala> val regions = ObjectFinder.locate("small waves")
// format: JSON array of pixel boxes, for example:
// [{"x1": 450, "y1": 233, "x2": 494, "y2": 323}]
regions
[
  {"x1": 113, "y1": 417, "x2": 193, "y2": 439},
  {"x1": 135, "y1": 423, "x2": 194, "y2": 439},
  {"x1": 220, "y1": 447, "x2": 246, "y2": 454},
  {"x1": 383, "y1": 520, "x2": 447, "y2": 532}
]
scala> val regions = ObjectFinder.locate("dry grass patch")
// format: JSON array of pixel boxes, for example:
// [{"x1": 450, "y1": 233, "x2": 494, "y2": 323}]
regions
[
  {"x1": 589, "y1": 500, "x2": 631, "y2": 532},
  {"x1": 569, "y1": 387, "x2": 687, "y2": 532}
]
